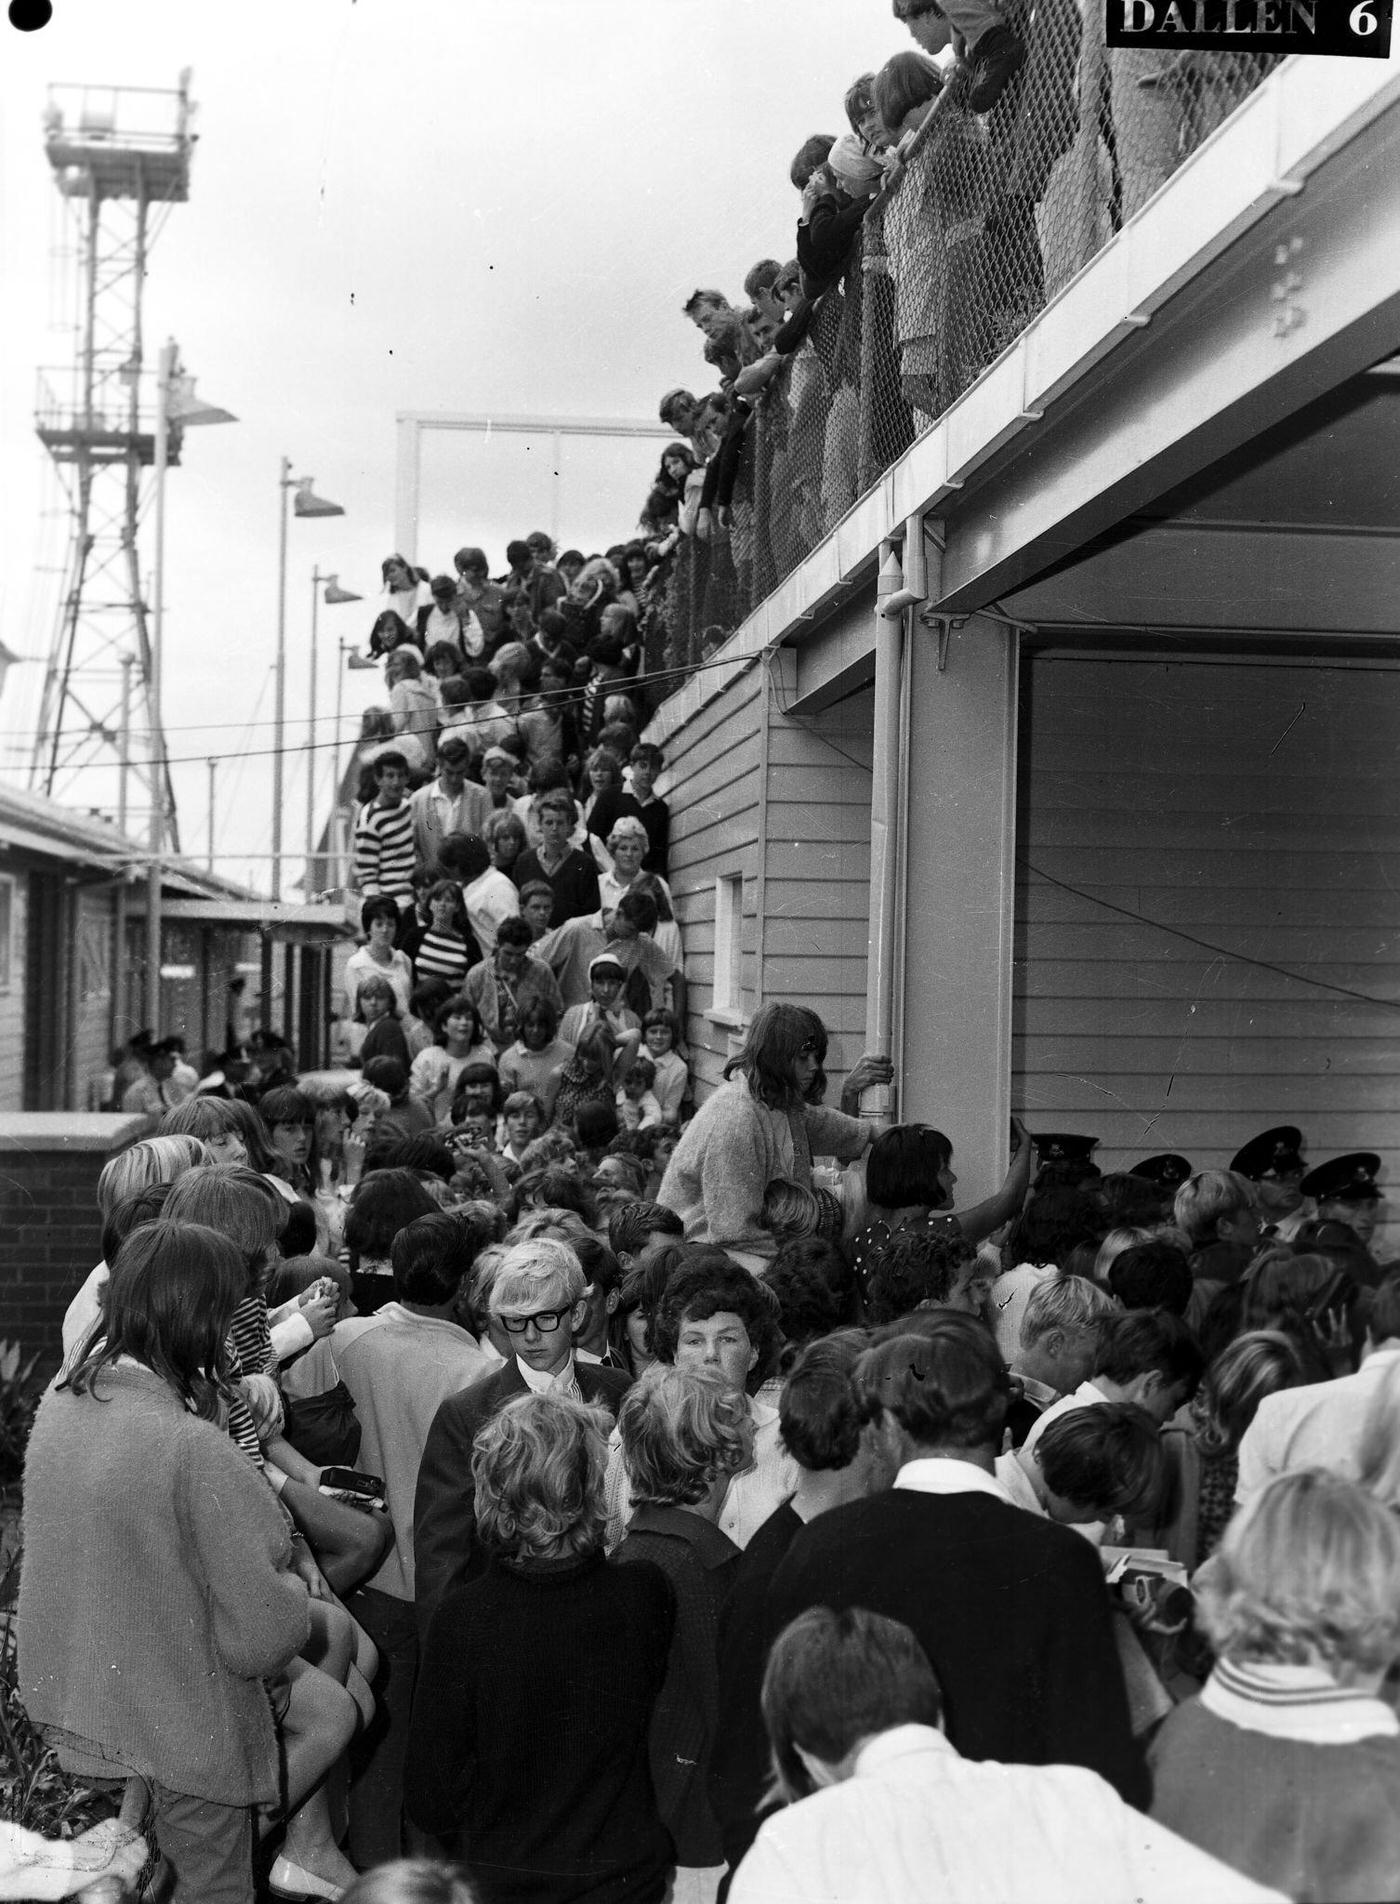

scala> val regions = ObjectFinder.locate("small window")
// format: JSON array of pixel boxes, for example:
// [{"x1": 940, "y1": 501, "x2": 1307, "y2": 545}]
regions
[
  {"x1": 0, "y1": 876, "x2": 13, "y2": 992},
  {"x1": 713, "y1": 872, "x2": 743, "y2": 1015}
]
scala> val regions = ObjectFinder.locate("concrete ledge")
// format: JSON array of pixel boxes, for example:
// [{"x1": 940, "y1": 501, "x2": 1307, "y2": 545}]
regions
[{"x1": 0, "y1": 1113, "x2": 148, "y2": 1153}]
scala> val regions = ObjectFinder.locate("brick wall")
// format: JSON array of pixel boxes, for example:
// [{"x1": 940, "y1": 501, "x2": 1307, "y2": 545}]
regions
[{"x1": 0, "y1": 1114, "x2": 147, "y2": 1377}]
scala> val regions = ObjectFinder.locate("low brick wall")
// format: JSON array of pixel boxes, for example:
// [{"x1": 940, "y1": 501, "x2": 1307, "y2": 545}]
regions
[{"x1": 0, "y1": 1114, "x2": 147, "y2": 1375}]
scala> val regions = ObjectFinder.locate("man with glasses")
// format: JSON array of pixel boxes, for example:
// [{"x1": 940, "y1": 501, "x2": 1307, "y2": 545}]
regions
[{"x1": 413, "y1": 1236, "x2": 631, "y2": 1623}]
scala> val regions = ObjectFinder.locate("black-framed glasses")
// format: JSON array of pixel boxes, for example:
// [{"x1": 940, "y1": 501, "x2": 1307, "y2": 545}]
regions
[{"x1": 500, "y1": 1307, "x2": 569, "y2": 1335}]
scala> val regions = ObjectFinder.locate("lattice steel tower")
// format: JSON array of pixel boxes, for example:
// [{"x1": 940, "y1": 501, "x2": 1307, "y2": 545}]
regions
[{"x1": 29, "y1": 72, "x2": 196, "y2": 849}]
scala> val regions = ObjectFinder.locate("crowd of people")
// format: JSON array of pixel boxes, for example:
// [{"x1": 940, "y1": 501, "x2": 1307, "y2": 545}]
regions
[
  {"x1": 339, "y1": 539, "x2": 690, "y2": 1188},
  {"x1": 1, "y1": 14, "x2": 1359, "y2": 1904},
  {"x1": 107, "y1": 528, "x2": 691, "y2": 1182},
  {"x1": 626, "y1": 9, "x2": 1272, "y2": 659},
  {"x1": 343, "y1": 540, "x2": 684, "y2": 852},
  {"x1": 14, "y1": 976, "x2": 1400, "y2": 1903}
]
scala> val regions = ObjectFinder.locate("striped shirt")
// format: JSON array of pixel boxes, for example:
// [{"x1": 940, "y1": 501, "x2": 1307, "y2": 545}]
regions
[
  {"x1": 354, "y1": 797, "x2": 416, "y2": 901},
  {"x1": 413, "y1": 928, "x2": 471, "y2": 986},
  {"x1": 225, "y1": 1294, "x2": 273, "y2": 1469}
]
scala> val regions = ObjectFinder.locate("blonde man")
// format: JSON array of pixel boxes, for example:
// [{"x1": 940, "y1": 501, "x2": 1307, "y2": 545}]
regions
[
  {"x1": 1173, "y1": 1169, "x2": 1264, "y2": 1284},
  {"x1": 1150, "y1": 1469, "x2": 1400, "y2": 1900},
  {"x1": 412, "y1": 1237, "x2": 629, "y2": 1622}
]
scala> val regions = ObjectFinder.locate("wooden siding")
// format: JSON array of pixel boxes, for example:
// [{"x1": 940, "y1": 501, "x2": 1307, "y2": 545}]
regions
[
  {"x1": 665, "y1": 662, "x2": 765, "y2": 1096},
  {"x1": 0, "y1": 873, "x2": 26, "y2": 1112},
  {"x1": 761, "y1": 687, "x2": 874, "y2": 1085},
  {"x1": 662, "y1": 658, "x2": 876, "y2": 1104},
  {"x1": 1013, "y1": 656, "x2": 1400, "y2": 1246}
]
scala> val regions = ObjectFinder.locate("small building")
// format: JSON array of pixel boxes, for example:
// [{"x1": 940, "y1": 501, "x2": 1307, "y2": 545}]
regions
[
  {"x1": 0, "y1": 781, "x2": 141, "y2": 1111},
  {"x1": 651, "y1": 56, "x2": 1400, "y2": 1251},
  {"x1": 0, "y1": 780, "x2": 352, "y2": 1110}
]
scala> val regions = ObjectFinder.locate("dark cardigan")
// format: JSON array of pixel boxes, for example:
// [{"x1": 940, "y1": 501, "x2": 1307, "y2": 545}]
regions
[
  {"x1": 766, "y1": 1484, "x2": 1148, "y2": 1807},
  {"x1": 615, "y1": 1504, "x2": 741, "y2": 1867},
  {"x1": 709, "y1": 1499, "x2": 803, "y2": 1874},
  {"x1": 405, "y1": 1551, "x2": 675, "y2": 1904}
]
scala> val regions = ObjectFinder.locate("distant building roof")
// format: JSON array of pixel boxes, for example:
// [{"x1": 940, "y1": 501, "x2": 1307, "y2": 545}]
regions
[{"x1": 0, "y1": 780, "x2": 256, "y2": 901}]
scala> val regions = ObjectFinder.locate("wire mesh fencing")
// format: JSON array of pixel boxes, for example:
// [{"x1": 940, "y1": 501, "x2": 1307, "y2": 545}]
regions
[{"x1": 658, "y1": 16, "x2": 1277, "y2": 674}]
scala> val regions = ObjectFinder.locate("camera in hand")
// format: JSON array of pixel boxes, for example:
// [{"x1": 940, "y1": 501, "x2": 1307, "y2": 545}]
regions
[{"x1": 318, "y1": 1467, "x2": 388, "y2": 1512}]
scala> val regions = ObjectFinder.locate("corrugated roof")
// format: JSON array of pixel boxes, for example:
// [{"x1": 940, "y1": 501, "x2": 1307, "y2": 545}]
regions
[
  {"x1": 0, "y1": 781, "x2": 257, "y2": 899},
  {"x1": 0, "y1": 779, "x2": 138, "y2": 865}
]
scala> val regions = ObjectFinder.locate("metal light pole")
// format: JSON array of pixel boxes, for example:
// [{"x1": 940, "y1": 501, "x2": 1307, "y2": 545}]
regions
[
  {"x1": 115, "y1": 653, "x2": 135, "y2": 1027},
  {"x1": 145, "y1": 340, "x2": 235, "y2": 1030},
  {"x1": 206, "y1": 757, "x2": 217, "y2": 872},
  {"x1": 305, "y1": 569, "x2": 362, "y2": 894},
  {"x1": 273, "y1": 465, "x2": 344, "y2": 902},
  {"x1": 334, "y1": 637, "x2": 353, "y2": 892}
]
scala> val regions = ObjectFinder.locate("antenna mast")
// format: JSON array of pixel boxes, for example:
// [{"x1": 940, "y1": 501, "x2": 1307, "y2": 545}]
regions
[{"x1": 29, "y1": 71, "x2": 196, "y2": 851}]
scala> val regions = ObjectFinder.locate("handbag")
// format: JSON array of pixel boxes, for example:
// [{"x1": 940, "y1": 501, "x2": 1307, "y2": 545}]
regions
[{"x1": 281, "y1": 1379, "x2": 362, "y2": 1468}]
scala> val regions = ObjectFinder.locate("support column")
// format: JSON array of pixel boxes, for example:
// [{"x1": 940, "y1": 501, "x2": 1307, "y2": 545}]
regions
[
  {"x1": 863, "y1": 543, "x2": 906, "y2": 1122},
  {"x1": 259, "y1": 932, "x2": 274, "y2": 1033},
  {"x1": 394, "y1": 415, "x2": 421, "y2": 562},
  {"x1": 901, "y1": 613, "x2": 1019, "y2": 1203},
  {"x1": 284, "y1": 942, "x2": 296, "y2": 1043}
]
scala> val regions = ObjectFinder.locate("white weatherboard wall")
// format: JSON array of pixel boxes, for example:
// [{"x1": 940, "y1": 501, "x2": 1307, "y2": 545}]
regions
[
  {"x1": 663, "y1": 661, "x2": 874, "y2": 1101},
  {"x1": 762, "y1": 686, "x2": 874, "y2": 1082},
  {"x1": 1013, "y1": 654, "x2": 1400, "y2": 1245},
  {"x1": 666, "y1": 661, "x2": 765, "y2": 1096}
]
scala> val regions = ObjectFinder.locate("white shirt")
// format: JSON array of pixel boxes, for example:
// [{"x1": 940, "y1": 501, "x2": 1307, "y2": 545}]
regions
[
  {"x1": 1235, "y1": 1344, "x2": 1400, "y2": 1506},
  {"x1": 344, "y1": 944, "x2": 414, "y2": 1017},
  {"x1": 893, "y1": 1456, "x2": 1015, "y2": 1506},
  {"x1": 649, "y1": 1047, "x2": 688, "y2": 1124},
  {"x1": 988, "y1": 1262, "x2": 1060, "y2": 1362},
  {"x1": 329, "y1": 1304, "x2": 496, "y2": 1600},
  {"x1": 1019, "y1": 1377, "x2": 1111, "y2": 1457},
  {"x1": 728, "y1": 1724, "x2": 1283, "y2": 1904},
  {"x1": 463, "y1": 865, "x2": 520, "y2": 955},
  {"x1": 412, "y1": 777, "x2": 477, "y2": 837},
  {"x1": 720, "y1": 1399, "x2": 800, "y2": 1547},
  {"x1": 422, "y1": 603, "x2": 484, "y2": 655},
  {"x1": 61, "y1": 1262, "x2": 108, "y2": 1366},
  {"x1": 598, "y1": 868, "x2": 675, "y2": 917},
  {"x1": 517, "y1": 1353, "x2": 582, "y2": 1401},
  {"x1": 1013, "y1": 1384, "x2": 1115, "y2": 1545},
  {"x1": 994, "y1": 1448, "x2": 1045, "y2": 1516}
]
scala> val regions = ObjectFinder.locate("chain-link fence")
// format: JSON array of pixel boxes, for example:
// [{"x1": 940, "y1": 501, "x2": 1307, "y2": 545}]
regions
[{"x1": 658, "y1": 18, "x2": 1276, "y2": 672}]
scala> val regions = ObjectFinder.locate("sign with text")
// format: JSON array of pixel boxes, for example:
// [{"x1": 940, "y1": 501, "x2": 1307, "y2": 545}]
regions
[{"x1": 1106, "y1": 0, "x2": 1392, "y2": 54}]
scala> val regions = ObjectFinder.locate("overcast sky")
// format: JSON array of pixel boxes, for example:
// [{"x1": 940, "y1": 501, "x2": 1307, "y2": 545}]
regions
[{"x1": 0, "y1": 0, "x2": 894, "y2": 890}]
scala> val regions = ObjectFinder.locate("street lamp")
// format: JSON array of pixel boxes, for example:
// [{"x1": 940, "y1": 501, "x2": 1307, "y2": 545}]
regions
[
  {"x1": 0, "y1": 641, "x2": 40, "y2": 705},
  {"x1": 332, "y1": 637, "x2": 382, "y2": 892},
  {"x1": 274, "y1": 460, "x2": 344, "y2": 903},
  {"x1": 147, "y1": 338, "x2": 236, "y2": 1032},
  {"x1": 305, "y1": 568, "x2": 362, "y2": 891}
]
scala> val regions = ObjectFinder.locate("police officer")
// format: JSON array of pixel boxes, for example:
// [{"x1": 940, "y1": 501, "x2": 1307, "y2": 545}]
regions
[
  {"x1": 1299, "y1": 1152, "x2": 1383, "y2": 1250},
  {"x1": 1231, "y1": 1125, "x2": 1309, "y2": 1240}
]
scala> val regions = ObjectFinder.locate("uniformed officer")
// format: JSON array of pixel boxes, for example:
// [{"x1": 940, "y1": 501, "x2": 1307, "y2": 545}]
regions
[
  {"x1": 1231, "y1": 1125, "x2": 1309, "y2": 1239},
  {"x1": 1030, "y1": 1132, "x2": 1099, "y2": 1192},
  {"x1": 1299, "y1": 1152, "x2": 1383, "y2": 1250},
  {"x1": 1129, "y1": 1153, "x2": 1193, "y2": 1193}
]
